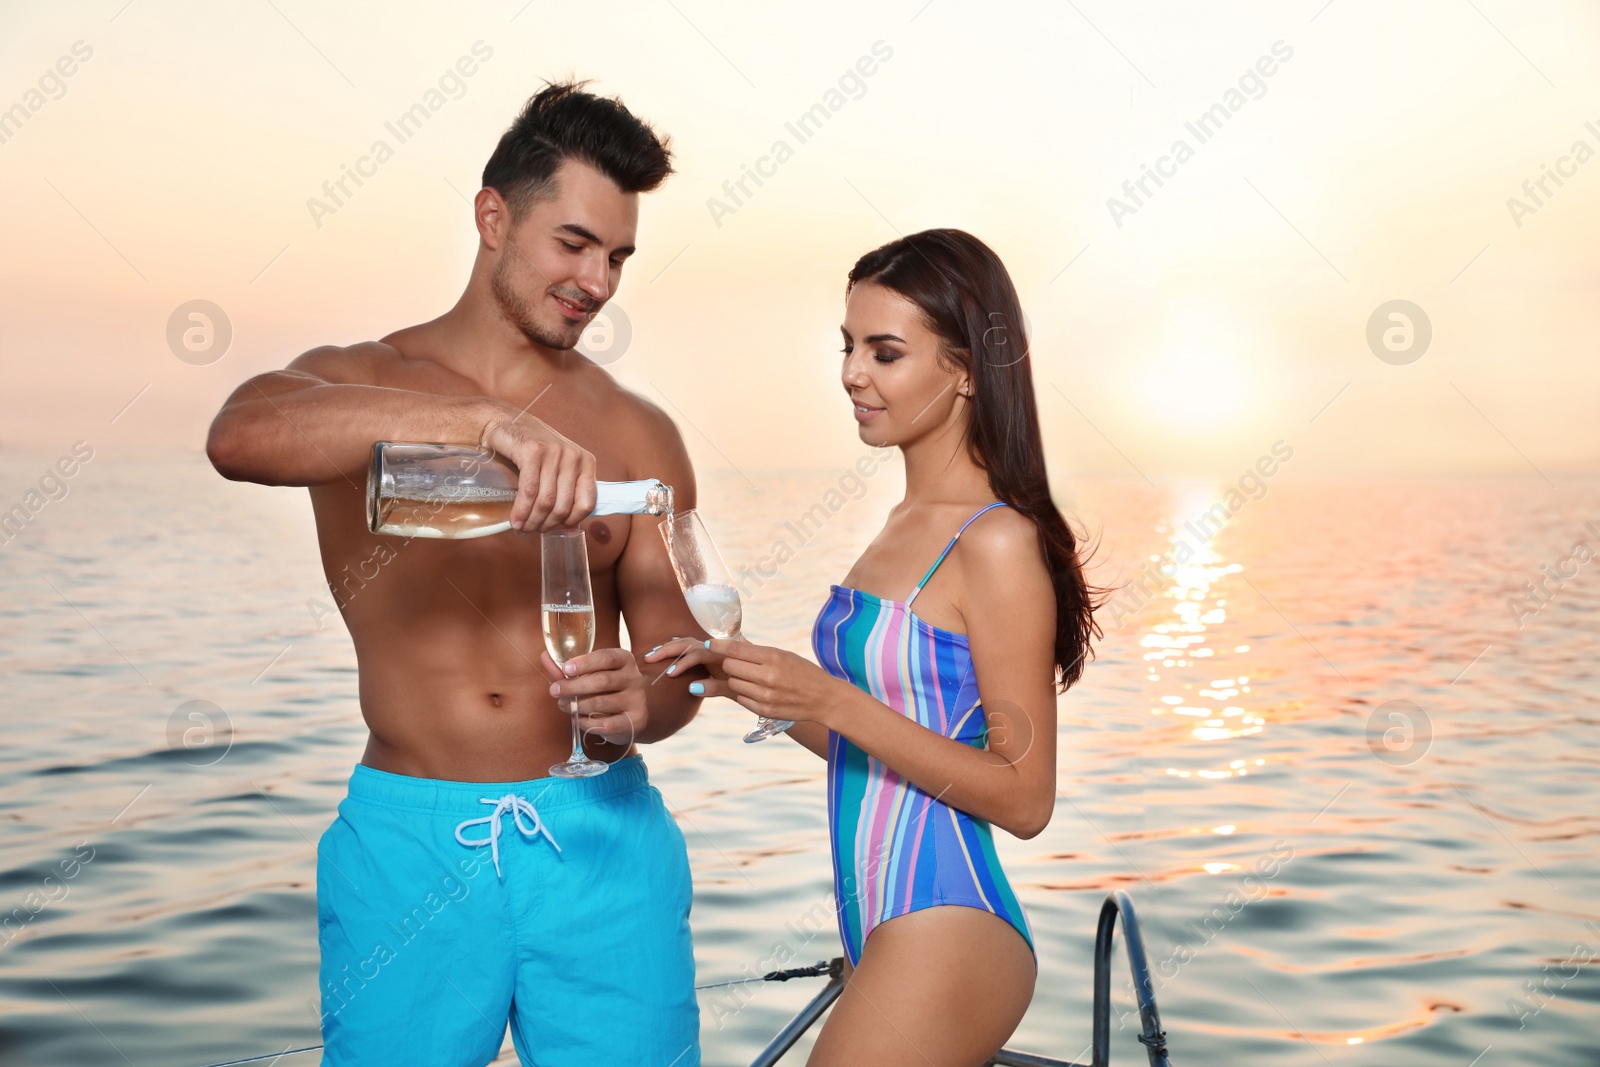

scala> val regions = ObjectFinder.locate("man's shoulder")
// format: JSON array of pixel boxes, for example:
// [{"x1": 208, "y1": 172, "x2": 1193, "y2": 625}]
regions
[
  {"x1": 289, "y1": 342, "x2": 409, "y2": 383},
  {"x1": 591, "y1": 374, "x2": 681, "y2": 445},
  {"x1": 286, "y1": 340, "x2": 407, "y2": 385},
  {"x1": 581, "y1": 372, "x2": 693, "y2": 483}
]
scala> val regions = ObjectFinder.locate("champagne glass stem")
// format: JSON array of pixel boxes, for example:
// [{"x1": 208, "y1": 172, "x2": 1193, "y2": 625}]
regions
[
  {"x1": 550, "y1": 693, "x2": 605, "y2": 776},
  {"x1": 567, "y1": 698, "x2": 585, "y2": 763},
  {"x1": 735, "y1": 634, "x2": 795, "y2": 743}
]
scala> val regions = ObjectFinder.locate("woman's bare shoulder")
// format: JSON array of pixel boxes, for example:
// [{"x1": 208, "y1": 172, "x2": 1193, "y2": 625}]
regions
[{"x1": 957, "y1": 505, "x2": 1049, "y2": 587}]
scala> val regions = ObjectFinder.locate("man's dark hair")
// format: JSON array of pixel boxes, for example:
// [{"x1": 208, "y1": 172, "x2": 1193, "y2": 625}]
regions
[{"x1": 482, "y1": 81, "x2": 673, "y2": 217}]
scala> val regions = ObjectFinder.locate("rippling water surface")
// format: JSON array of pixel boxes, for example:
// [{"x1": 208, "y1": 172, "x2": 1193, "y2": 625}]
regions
[{"x1": 1, "y1": 453, "x2": 1595, "y2": 1066}]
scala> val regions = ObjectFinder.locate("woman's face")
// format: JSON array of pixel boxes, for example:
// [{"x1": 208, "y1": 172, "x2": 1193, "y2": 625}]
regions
[{"x1": 839, "y1": 282, "x2": 970, "y2": 449}]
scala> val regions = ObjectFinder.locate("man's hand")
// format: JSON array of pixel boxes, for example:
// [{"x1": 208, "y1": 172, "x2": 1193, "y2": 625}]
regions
[
  {"x1": 480, "y1": 403, "x2": 598, "y2": 532},
  {"x1": 542, "y1": 648, "x2": 647, "y2": 749}
]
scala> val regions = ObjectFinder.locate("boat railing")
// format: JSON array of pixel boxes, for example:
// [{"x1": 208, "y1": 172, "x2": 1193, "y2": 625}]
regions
[
  {"x1": 749, "y1": 888, "x2": 1171, "y2": 1067},
  {"x1": 1088, "y1": 888, "x2": 1170, "y2": 1067}
]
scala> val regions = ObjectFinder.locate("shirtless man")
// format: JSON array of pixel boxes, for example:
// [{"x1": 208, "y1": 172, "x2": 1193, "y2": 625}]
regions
[{"x1": 206, "y1": 83, "x2": 705, "y2": 1066}]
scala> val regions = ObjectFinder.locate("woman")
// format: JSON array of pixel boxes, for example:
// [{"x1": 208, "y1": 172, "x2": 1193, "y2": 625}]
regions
[{"x1": 650, "y1": 229, "x2": 1101, "y2": 1065}]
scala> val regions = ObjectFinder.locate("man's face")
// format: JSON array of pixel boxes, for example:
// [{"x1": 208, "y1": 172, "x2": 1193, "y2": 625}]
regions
[{"x1": 490, "y1": 158, "x2": 639, "y2": 351}]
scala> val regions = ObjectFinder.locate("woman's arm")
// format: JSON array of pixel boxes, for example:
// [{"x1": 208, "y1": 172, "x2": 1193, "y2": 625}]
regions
[
  {"x1": 714, "y1": 510, "x2": 1060, "y2": 838},
  {"x1": 783, "y1": 720, "x2": 831, "y2": 759}
]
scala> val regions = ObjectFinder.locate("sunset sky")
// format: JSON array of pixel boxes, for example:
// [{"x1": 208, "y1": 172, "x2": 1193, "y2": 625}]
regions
[{"x1": 2, "y1": 0, "x2": 1596, "y2": 479}]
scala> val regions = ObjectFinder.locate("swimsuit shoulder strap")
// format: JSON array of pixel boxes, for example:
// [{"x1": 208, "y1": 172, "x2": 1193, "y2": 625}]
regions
[{"x1": 906, "y1": 502, "x2": 1011, "y2": 606}]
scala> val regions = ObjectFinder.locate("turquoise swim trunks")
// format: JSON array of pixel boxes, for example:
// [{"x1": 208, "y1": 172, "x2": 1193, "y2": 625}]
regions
[{"x1": 316, "y1": 755, "x2": 699, "y2": 1066}]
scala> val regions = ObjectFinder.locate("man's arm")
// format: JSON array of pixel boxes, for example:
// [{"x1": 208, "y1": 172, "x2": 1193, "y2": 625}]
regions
[
  {"x1": 614, "y1": 399, "x2": 706, "y2": 743},
  {"x1": 206, "y1": 344, "x2": 490, "y2": 486},
  {"x1": 205, "y1": 343, "x2": 597, "y2": 529}
]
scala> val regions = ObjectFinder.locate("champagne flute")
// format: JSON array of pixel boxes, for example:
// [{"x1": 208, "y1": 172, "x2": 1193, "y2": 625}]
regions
[
  {"x1": 542, "y1": 528, "x2": 607, "y2": 778},
  {"x1": 658, "y1": 510, "x2": 794, "y2": 744}
]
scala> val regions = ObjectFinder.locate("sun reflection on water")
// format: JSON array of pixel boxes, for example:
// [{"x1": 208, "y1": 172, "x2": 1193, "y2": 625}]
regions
[{"x1": 1137, "y1": 496, "x2": 1270, "y2": 777}]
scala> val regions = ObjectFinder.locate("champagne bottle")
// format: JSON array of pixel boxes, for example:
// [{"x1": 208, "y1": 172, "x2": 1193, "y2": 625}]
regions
[{"x1": 367, "y1": 442, "x2": 673, "y2": 539}]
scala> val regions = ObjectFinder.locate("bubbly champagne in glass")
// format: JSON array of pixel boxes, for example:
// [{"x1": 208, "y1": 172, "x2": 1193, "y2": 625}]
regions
[
  {"x1": 542, "y1": 602, "x2": 596, "y2": 665},
  {"x1": 659, "y1": 510, "x2": 793, "y2": 744},
  {"x1": 684, "y1": 583, "x2": 742, "y2": 639}
]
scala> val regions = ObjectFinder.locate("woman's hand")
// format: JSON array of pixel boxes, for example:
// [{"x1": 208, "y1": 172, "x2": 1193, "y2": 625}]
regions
[
  {"x1": 706, "y1": 638, "x2": 848, "y2": 727},
  {"x1": 641, "y1": 637, "x2": 728, "y2": 694}
]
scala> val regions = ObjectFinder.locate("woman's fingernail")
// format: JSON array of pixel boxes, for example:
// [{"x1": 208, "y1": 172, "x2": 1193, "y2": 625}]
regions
[
  {"x1": 703, "y1": 639, "x2": 712, "y2": 649},
  {"x1": 648, "y1": 644, "x2": 662, "y2": 656},
  {"x1": 666, "y1": 664, "x2": 677, "y2": 675},
  {"x1": 548, "y1": 684, "x2": 559, "y2": 697},
  {"x1": 688, "y1": 682, "x2": 704, "y2": 696}
]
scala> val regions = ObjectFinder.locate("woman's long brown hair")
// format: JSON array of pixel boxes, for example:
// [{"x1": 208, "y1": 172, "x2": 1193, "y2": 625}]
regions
[{"x1": 848, "y1": 229, "x2": 1104, "y2": 690}]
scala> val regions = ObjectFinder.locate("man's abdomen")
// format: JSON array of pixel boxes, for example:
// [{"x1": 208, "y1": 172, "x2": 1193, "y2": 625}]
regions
[{"x1": 348, "y1": 609, "x2": 633, "y2": 781}]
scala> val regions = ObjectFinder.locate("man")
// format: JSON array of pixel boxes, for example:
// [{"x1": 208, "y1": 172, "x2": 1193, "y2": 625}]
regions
[{"x1": 207, "y1": 83, "x2": 705, "y2": 1065}]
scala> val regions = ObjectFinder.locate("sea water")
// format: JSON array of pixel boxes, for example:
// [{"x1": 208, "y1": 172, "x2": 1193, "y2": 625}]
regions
[{"x1": 0, "y1": 455, "x2": 1595, "y2": 1065}]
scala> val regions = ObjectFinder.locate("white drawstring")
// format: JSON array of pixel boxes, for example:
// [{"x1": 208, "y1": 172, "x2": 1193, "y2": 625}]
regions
[{"x1": 453, "y1": 793, "x2": 561, "y2": 877}]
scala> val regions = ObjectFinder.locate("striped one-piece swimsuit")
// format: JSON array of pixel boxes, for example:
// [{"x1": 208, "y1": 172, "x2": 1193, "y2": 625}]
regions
[{"x1": 811, "y1": 501, "x2": 1035, "y2": 967}]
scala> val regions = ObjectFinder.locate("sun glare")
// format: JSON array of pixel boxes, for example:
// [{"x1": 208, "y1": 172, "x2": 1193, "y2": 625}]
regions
[{"x1": 1141, "y1": 299, "x2": 1251, "y2": 428}]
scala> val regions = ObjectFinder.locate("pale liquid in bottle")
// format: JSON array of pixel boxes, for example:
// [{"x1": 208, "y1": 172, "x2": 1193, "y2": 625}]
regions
[
  {"x1": 375, "y1": 481, "x2": 672, "y2": 539},
  {"x1": 377, "y1": 486, "x2": 516, "y2": 538}
]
